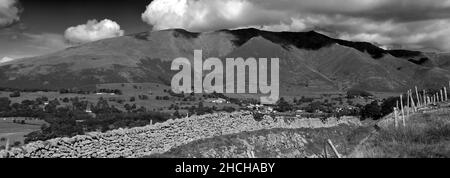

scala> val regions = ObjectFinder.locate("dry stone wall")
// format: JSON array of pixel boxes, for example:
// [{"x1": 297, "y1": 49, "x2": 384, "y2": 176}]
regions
[{"x1": 0, "y1": 112, "x2": 360, "y2": 158}]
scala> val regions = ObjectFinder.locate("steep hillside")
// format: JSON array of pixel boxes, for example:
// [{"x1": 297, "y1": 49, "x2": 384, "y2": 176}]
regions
[{"x1": 0, "y1": 28, "x2": 449, "y2": 92}]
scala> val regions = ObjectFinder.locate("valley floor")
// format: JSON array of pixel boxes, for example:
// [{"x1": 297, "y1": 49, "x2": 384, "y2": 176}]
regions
[{"x1": 1, "y1": 104, "x2": 449, "y2": 158}]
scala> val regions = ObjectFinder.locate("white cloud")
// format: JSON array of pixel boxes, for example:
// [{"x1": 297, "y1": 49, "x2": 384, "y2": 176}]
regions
[
  {"x1": 64, "y1": 19, "x2": 124, "y2": 43},
  {"x1": 141, "y1": 0, "x2": 288, "y2": 32},
  {"x1": 0, "y1": 56, "x2": 13, "y2": 63},
  {"x1": 141, "y1": 0, "x2": 450, "y2": 51},
  {"x1": 0, "y1": 0, "x2": 21, "y2": 27}
]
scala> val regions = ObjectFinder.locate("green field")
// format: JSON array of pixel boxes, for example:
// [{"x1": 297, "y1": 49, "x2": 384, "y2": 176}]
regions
[
  {"x1": 0, "y1": 81, "x2": 400, "y2": 112},
  {"x1": 0, "y1": 118, "x2": 47, "y2": 147},
  {"x1": 0, "y1": 82, "x2": 243, "y2": 114}
]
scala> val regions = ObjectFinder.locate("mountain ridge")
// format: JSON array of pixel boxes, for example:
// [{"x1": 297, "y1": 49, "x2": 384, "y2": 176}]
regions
[{"x1": 0, "y1": 28, "x2": 449, "y2": 92}]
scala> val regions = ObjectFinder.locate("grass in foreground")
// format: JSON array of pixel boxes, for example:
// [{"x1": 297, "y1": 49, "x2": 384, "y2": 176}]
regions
[{"x1": 352, "y1": 110, "x2": 450, "y2": 158}]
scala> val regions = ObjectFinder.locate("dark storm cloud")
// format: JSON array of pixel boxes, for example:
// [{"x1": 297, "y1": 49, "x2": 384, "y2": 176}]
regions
[
  {"x1": 0, "y1": 0, "x2": 22, "y2": 28},
  {"x1": 142, "y1": 0, "x2": 450, "y2": 51},
  {"x1": 252, "y1": 0, "x2": 450, "y2": 22}
]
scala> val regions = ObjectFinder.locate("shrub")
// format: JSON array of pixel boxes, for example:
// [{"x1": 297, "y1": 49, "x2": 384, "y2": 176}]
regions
[
  {"x1": 380, "y1": 97, "x2": 400, "y2": 116},
  {"x1": 346, "y1": 89, "x2": 372, "y2": 98},
  {"x1": 9, "y1": 91, "x2": 20, "y2": 98},
  {"x1": 0, "y1": 97, "x2": 11, "y2": 112},
  {"x1": 252, "y1": 112, "x2": 265, "y2": 122},
  {"x1": 360, "y1": 101, "x2": 382, "y2": 120},
  {"x1": 275, "y1": 97, "x2": 292, "y2": 112},
  {"x1": 222, "y1": 107, "x2": 236, "y2": 113},
  {"x1": 13, "y1": 141, "x2": 21, "y2": 146}
]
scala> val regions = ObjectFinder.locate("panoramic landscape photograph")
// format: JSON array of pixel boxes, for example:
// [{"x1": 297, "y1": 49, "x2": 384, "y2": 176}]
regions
[{"x1": 0, "y1": 0, "x2": 450, "y2": 162}]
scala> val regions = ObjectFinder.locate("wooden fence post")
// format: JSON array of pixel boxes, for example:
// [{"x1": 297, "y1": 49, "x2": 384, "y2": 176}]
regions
[
  {"x1": 410, "y1": 90, "x2": 415, "y2": 112},
  {"x1": 407, "y1": 91, "x2": 410, "y2": 108},
  {"x1": 400, "y1": 95, "x2": 405, "y2": 124},
  {"x1": 394, "y1": 107, "x2": 398, "y2": 128},
  {"x1": 327, "y1": 139, "x2": 341, "y2": 158},
  {"x1": 423, "y1": 90, "x2": 427, "y2": 105},
  {"x1": 5, "y1": 138, "x2": 9, "y2": 158},
  {"x1": 410, "y1": 92, "x2": 416, "y2": 112},
  {"x1": 440, "y1": 90, "x2": 444, "y2": 102},
  {"x1": 444, "y1": 87, "x2": 448, "y2": 101},
  {"x1": 415, "y1": 86, "x2": 421, "y2": 107},
  {"x1": 448, "y1": 81, "x2": 450, "y2": 100}
]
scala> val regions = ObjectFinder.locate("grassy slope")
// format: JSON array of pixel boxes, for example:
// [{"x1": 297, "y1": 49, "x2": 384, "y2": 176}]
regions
[{"x1": 351, "y1": 109, "x2": 450, "y2": 158}]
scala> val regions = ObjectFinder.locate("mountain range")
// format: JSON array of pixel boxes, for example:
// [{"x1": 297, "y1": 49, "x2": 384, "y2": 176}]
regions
[{"x1": 1, "y1": 28, "x2": 450, "y2": 93}]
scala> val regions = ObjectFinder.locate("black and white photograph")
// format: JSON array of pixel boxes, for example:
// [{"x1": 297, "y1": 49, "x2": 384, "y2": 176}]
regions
[{"x1": 0, "y1": 0, "x2": 449, "y2": 169}]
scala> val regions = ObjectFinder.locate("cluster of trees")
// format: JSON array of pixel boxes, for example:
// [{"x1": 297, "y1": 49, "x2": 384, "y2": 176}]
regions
[
  {"x1": 187, "y1": 102, "x2": 215, "y2": 116},
  {"x1": 0, "y1": 97, "x2": 48, "y2": 118},
  {"x1": 9, "y1": 91, "x2": 21, "y2": 98},
  {"x1": 0, "y1": 87, "x2": 56, "y2": 93},
  {"x1": 270, "y1": 95, "x2": 403, "y2": 120},
  {"x1": 359, "y1": 96, "x2": 404, "y2": 120},
  {"x1": 167, "y1": 90, "x2": 185, "y2": 98},
  {"x1": 95, "y1": 89, "x2": 122, "y2": 95},
  {"x1": 170, "y1": 102, "x2": 237, "y2": 119},
  {"x1": 0, "y1": 87, "x2": 124, "y2": 96},
  {"x1": 58, "y1": 88, "x2": 123, "y2": 95},
  {"x1": 346, "y1": 89, "x2": 373, "y2": 99},
  {"x1": 155, "y1": 96, "x2": 170, "y2": 100},
  {"x1": 138, "y1": 95, "x2": 149, "y2": 100},
  {"x1": 293, "y1": 96, "x2": 314, "y2": 105},
  {"x1": 24, "y1": 98, "x2": 171, "y2": 143},
  {"x1": 59, "y1": 88, "x2": 91, "y2": 94},
  {"x1": 275, "y1": 98, "x2": 293, "y2": 112}
]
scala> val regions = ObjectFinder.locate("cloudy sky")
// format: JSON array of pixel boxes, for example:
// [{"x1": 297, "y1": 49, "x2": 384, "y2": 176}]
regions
[{"x1": 2, "y1": 0, "x2": 450, "y2": 60}]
